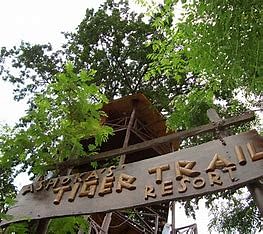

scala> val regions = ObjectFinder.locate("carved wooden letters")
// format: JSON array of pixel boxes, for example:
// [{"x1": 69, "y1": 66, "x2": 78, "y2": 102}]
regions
[{"x1": 2, "y1": 130, "x2": 263, "y2": 225}]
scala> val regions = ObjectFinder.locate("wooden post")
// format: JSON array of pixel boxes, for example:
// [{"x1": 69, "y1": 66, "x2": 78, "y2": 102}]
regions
[
  {"x1": 99, "y1": 212, "x2": 112, "y2": 234},
  {"x1": 172, "y1": 202, "x2": 176, "y2": 234},
  {"x1": 171, "y1": 142, "x2": 176, "y2": 234},
  {"x1": 35, "y1": 219, "x2": 49, "y2": 234},
  {"x1": 207, "y1": 108, "x2": 263, "y2": 217},
  {"x1": 119, "y1": 105, "x2": 136, "y2": 165},
  {"x1": 99, "y1": 104, "x2": 137, "y2": 234},
  {"x1": 29, "y1": 175, "x2": 50, "y2": 234},
  {"x1": 247, "y1": 180, "x2": 263, "y2": 216},
  {"x1": 154, "y1": 215, "x2": 159, "y2": 234}
]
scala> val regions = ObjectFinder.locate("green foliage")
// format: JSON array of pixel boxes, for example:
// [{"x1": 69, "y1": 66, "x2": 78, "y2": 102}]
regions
[
  {"x1": 167, "y1": 89, "x2": 214, "y2": 130},
  {"x1": 0, "y1": 42, "x2": 61, "y2": 101},
  {"x1": 0, "y1": 63, "x2": 112, "y2": 176},
  {"x1": 208, "y1": 190, "x2": 262, "y2": 233},
  {"x1": 0, "y1": 0, "x2": 262, "y2": 232},
  {"x1": 3, "y1": 222, "x2": 29, "y2": 234},
  {"x1": 48, "y1": 216, "x2": 89, "y2": 234},
  {"x1": 146, "y1": 0, "x2": 262, "y2": 127},
  {"x1": 0, "y1": 63, "x2": 111, "y2": 230},
  {"x1": 0, "y1": 0, "x2": 196, "y2": 113},
  {"x1": 144, "y1": 0, "x2": 263, "y2": 233},
  {"x1": 0, "y1": 162, "x2": 16, "y2": 217},
  {"x1": 178, "y1": 0, "x2": 263, "y2": 96},
  {"x1": 0, "y1": 126, "x2": 16, "y2": 222},
  {"x1": 64, "y1": 0, "x2": 154, "y2": 99}
]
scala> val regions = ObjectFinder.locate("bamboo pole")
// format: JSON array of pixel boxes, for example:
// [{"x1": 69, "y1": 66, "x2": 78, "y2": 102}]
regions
[{"x1": 99, "y1": 104, "x2": 137, "y2": 234}]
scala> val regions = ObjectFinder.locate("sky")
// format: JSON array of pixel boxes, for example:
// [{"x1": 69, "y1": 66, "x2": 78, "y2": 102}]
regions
[
  {"x1": 0, "y1": 0, "x2": 102, "y2": 126},
  {"x1": 0, "y1": 1, "x2": 216, "y2": 233}
]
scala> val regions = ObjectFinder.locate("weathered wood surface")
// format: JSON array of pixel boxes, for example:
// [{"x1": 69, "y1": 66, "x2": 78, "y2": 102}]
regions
[
  {"x1": 207, "y1": 108, "x2": 263, "y2": 217},
  {"x1": 2, "y1": 130, "x2": 263, "y2": 226},
  {"x1": 53, "y1": 111, "x2": 255, "y2": 169}
]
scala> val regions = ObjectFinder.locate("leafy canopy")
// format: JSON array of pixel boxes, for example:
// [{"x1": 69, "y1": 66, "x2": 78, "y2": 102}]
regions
[
  {"x1": 0, "y1": 63, "x2": 112, "y2": 232},
  {"x1": 1, "y1": 63, "x2": 112, "y2": 175},
  {"x1": 143, "y1": 0, "x2": 262, "y2": 232},
  {"x1": 0, "y1": 0, "x2": 196, "y2": 113},
  {"x1": 144, "y1": 0, "x2": 262, "y2": 130}
]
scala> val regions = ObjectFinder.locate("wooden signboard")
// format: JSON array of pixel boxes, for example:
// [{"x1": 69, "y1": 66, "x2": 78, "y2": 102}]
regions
[{"x1": 2, "y1": 130, "x2": 263, "y2": 225}]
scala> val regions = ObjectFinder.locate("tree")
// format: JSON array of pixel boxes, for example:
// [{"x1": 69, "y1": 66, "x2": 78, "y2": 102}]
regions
[
  {"x1": 0, "y1": 0, "x2": 262, "y2": 232},
  {"x1": 0, "y1": 64, "x2": 112, "y2": 232},
  {"x1": 1, "y1": 63, "x2": 112, "y2": 174},
  {"x1": 0, "y1": 0, "x2": 195, "y2": 113},
  {"x1": 0, "y1": 127, "x2": 16, "y2": 220},
  {"x1": 143, "y1": 0, "x2": 262, "y2": 232},
  {"x1": 208, "y1": 189, "x2": 262, "y2": 233},
  {"x1": 0, "y1": 0, "x2": 188, "y2": 231}
]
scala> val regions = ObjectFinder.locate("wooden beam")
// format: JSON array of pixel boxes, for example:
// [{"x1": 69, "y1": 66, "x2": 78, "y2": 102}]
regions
[{"x1": 52, "y1": 111, "x2": 255, "y2": 169}]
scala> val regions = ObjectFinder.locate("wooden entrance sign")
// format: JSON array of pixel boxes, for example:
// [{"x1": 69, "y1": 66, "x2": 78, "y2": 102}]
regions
[{"x1": 2, "y1": 130, "x2": 263, "y2": 226}]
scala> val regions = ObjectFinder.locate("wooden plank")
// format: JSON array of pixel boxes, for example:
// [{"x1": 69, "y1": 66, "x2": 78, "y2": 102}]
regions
[
  {"x1": 53, "y1": 111, "x2": 255, "y2": 169},
  {"x1": 2, "y1": 130, "x2": 263, "y2": 226}
]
